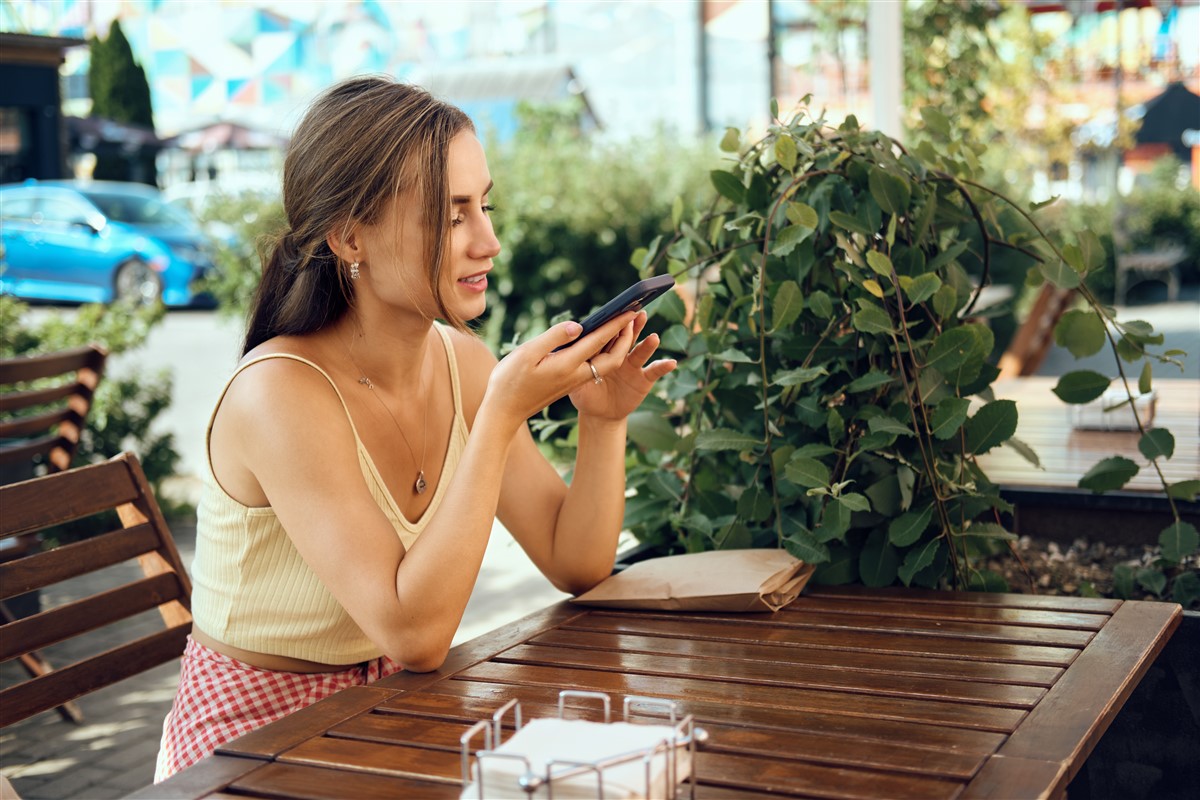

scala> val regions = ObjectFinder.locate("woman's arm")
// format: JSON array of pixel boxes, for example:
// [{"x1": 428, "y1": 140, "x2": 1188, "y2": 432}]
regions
[
  {"x1": 220, "y1": 317, "x2": 637, "y2": 672},
  {"x1": 482, "y1": 312, "x2": 677, "y2": 594}
]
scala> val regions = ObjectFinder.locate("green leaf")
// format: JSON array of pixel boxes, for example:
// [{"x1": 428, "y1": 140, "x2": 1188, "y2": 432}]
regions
[
  {"x1": 898, "y1": 539, "x2": 941, "y2": 586},
  {"x1": 889, "y1": 505, "x2": 933, "y2": 547},
  {"x1": 963, "y1": 399, "x2": 1018, "y2": 455},
  {"x1": 1052, "y1": 371, "x2": 1111, "y2": 404},
  {"x1": 1138, "y1": 428, "x2": 1174, "y2": 461},
  {"x1": 771, "y1": 223, "x2": 815, "y2": 257},
  {"x1": 786, "y1": 202, "x2": 818, "y2": 229},
  {"x1": 1078, "y1": 456, "x2": 1139, "y2": 493},
  {"x1": 784, "y1": 528, "x2": 830, "y2": 564},
  {"x1": 932, "y1": 284, "x2": 958, "y2": 321},
  {"x1": 905, "y1": 273, "x2": 942, "y2": 304},
  {"x1": 859, "y1": 530, "x2": 900, "y2": 587},
  {"x1": 785, "y1": 455, "x2": 831, "y2": 489},
  {"x1": 1078, "y1": 230, "x2": 1106, "y2": 272},
  {"x1": 774, "y1": 134, "x2": 798, "y2": 171},
  {"x1": 838, "y1": 492, "x2": 871, "y2": 513},
  {"x1": 1054, "y1": 310, "x2": 1107, "y2": 359},
  {"x1": 963, "y1": 522, "x2": 1016, "y2": 540},
  {"x1": 816, "y1": 499, "x2": 851, "y2": 542},
  {"x1": 710, "y1": 170, "x2": 745, "y2": 204},
  {"x1": 863, "y1": 279, "x2": 885, "y2": 298},
  {"x1": 920, "y1": 106, "x2": 950, "y2": 138},
  {"x1": 1168, "y1": 479, "x2": 1200, "y2": 501},
  {"x1": 627, "y1": 411, "x2": 679, "y2": 451},
  {"x1": 969, "y1": 570, "x2": 1009, "y2": 593},
  {"x1": 1136, "y1": 567, "x2": 1167, "y2": 597},
  {"x1": 695, "y1": 428, "x2": 760, "y2": 452},
  {"x1": 846, "y1": 370, "x2": 893, "y2": 393},
  {"x1": 774, "y1": 366, "x2": 828, "y2": 386},
  {"x1": 852, "y1": 305, "x2": 893, "y2": 334},
  {"x1": 1038, "y1": 258, "x2": 1082, "y2": 289},
  {"x1": 868, "y1": 167, "x2": 911, "y2": 215},
  {"x1": 1112, "y1": 564, "x2": 1135, "y2": 599},
  {"x1": 929, "y1": 397, "x2": 971, "y2": 440},
  {"x1": 925, "y1": 327, "x2": 978, "y2": 373},
  {"x1": 772, "y1": 280, "x2": 804, "y2": 330},
  {"x1": 671, "y1": 196, "x2": 683, "y2": 228},
  {"x1": 829, "y1": 210, "x2": 874, "y2": 237},
  {"x1": 713, "y1": 347, "x2": 755, "y2": 364},
  {"x1": 1003, "y1": 436, "x2": 1042, "y2": 469},
  {"x1": 865, "y1": 250, "x2": 893, "y2": 277},
  {"x1": 868, "y1": 416, "x2": 915, "y2": 437},
  {"x1": 808, "y1": 290, "x2": 833, "y2": 319},
  {"x1": 737, "y1": 484, "x2": 773, "y2": 522},
  {"x1": 719, "y1": 127, "x2": 740, "y2": 152},
  {"x1": 1138, "y1": 361, "x2": 1152, "y2": 395},
  {"x1": 1172, "y1": 571, "x2": 1200, "y2": 609},
  {"x1": 1159, "y1": 521, "x2": 1199, "y2": 564}
]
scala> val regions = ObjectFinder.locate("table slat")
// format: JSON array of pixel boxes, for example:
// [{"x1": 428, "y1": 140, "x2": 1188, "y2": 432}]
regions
[
  {"x1": 278, "y1": 736, "x2": 462, "y2": 784},
  {"x1": 217, "y1": 686, "x2": 398, "y2": 759},
  {"x1": 231, "y1": 761, "x2": 461, "y2": 800},
  {"x1": 532, "y1": 628, "x2": 1064, "y2": 687},
  {"x1": 697, "y1": 751, "x2": 962, "y2": 800},
  {"x1": 566, "y1": 614, "x2": 1083, "y2": 667},
  {"x1": 458, "y1": 661, "x2": 1029, "y2": 732},
  {"x1": 494, "y1": 643, "x2": 1047, "y2": 708}
]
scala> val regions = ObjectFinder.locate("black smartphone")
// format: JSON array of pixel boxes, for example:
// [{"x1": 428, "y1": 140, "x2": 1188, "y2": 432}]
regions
[{"x1": 554, "y1": 274, "x2": 676, "y2": 351}]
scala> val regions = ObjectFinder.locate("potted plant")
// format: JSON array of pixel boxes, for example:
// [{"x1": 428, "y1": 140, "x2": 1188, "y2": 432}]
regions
[{"x1": 617, "y1": 101, "x2": 1196, "y2": 603}]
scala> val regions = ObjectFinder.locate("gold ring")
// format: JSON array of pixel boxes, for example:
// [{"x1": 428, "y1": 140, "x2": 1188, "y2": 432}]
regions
[{"x1": 588, "y1": 361, "x2": 603, "y2": 385}]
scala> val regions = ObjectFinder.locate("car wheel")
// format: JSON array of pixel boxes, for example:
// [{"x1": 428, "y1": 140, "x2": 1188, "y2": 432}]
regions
[{"x1": 114, "y1": 259, "x2": 162, "y2": 306}]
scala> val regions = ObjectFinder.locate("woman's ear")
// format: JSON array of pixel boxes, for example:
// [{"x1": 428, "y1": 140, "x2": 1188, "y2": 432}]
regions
[{"x1": 326, "y1": 222, "x2": 364, "y2": 265}]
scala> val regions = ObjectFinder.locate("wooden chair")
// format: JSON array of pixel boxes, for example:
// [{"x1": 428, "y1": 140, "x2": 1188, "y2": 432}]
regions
[
  {"x1": 996, "y1": 283, "x2": 1076, "y2": 380},
  {"x1": 0, "y1": 343, "x2": 108, "y2": 479},
  {"x1": 0, "y1": 452, "x2": 192, "y2": 728}
]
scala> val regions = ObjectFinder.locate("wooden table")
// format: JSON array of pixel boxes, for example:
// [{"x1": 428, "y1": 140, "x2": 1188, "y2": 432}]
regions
[
  {"x1": 133, "y1": 587, "x2": 1181, "y2": 800},
  {"x1": 977, "y1": 377, "x2": 1199, "y2": 542}
]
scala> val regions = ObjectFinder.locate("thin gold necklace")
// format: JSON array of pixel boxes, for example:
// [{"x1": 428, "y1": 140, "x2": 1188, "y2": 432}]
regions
[{"x1": 346, "y1": 342, "x2": 431, "y2": 495}]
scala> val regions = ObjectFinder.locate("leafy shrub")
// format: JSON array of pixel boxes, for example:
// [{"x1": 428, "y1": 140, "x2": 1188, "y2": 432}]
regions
[{"x1": 611, "y1": 102, "x2": 1193, "y2": 601}]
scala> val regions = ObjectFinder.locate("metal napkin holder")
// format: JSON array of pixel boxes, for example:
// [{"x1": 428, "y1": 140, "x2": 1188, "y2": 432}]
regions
[{"x1": 460, "y1": 690, "x2": 707, "y2": 799}]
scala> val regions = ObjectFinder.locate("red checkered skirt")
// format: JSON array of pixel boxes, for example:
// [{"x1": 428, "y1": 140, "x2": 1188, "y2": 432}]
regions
[{"x1": 155, "y1": 636, "x2": 402, "y2": 782}]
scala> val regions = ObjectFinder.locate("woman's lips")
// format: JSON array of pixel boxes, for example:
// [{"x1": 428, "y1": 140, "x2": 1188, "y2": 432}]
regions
[{"x1": 458, "y1": 271, "x2": 488, "y2": 292}]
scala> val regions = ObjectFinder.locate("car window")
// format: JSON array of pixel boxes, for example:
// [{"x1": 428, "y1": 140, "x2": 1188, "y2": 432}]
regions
[
  {"x1": 38, "y1": 194, "x2": 97, "y2": 226},
  {"x1": 0, "y1": 192, "x2": 37, "y2": 221},
  {"x1": 82, "y1": 191, "x2": 194, "y2": 227}
]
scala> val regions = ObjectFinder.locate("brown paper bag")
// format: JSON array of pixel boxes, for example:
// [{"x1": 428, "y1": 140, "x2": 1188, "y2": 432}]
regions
[{"x1": 571, "y1": 549, "x2": 814, "y2": 612}]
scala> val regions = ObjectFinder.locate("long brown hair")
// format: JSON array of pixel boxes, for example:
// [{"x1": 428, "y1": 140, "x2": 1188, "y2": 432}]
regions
[{"x1": 243, "y1": 75, "x2": 474, "y2": 354}]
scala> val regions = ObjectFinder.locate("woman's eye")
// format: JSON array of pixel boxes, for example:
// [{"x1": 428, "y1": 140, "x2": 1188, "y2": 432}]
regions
[
  {"x1": 450, "y1": 213, "x2": 465, "y2": 227},
  {"x1": 482, "y1": 204, "x2": 496, "y2": 214}
]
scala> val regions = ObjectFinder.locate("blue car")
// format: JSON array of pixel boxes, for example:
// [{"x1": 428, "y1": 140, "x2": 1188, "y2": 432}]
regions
[{"x1": 0, "y1": 180, "x2": 217, "y2": 307}]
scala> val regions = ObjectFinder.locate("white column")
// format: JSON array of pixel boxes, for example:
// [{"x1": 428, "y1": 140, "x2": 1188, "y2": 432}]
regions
[{"x1": 868, "y1": 0, "x2": 904, "y2": 141}]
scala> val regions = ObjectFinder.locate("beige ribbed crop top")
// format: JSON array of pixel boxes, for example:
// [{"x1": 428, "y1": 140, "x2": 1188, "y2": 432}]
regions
[{"x1": 189, "y1": 324, "x2": 469, "y2": 665}]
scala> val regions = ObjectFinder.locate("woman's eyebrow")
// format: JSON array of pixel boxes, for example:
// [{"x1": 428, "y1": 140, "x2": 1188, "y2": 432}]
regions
[{"x1": 451, "y1": 180, "x2": 494, "y2": 203}]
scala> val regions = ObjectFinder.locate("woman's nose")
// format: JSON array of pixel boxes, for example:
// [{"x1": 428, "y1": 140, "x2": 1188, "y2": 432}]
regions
[{"x1": 469, "y1": 220, "x2": 501, "y2": 260}]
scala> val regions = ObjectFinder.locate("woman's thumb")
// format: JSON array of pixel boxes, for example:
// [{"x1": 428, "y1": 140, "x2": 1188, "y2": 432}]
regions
[{"x1": 541, "y1": 320, "x2": 583, "y2": 354}]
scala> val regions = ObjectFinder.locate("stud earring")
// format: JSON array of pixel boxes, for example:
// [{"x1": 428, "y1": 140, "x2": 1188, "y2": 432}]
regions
[{"x1": 349, "y1": 261, "x2": 360, "y2": 280}]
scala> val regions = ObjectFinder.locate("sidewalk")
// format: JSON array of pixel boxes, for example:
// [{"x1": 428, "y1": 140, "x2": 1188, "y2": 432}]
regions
[{"x1": 0, "y1": 517, "x2": 569, "y2": 799}]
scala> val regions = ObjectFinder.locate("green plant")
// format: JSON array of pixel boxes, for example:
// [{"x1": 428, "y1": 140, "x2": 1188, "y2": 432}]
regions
[
  {"x1": 0, "y1": 297, "x2": 183, "y2": 519},
  {"x1": 87, "y1": 19, "x2": 157, "y2": 183},
  {"x1": 198, "y1": 193, "x2": 287, "y2": 317},
  {"x1": 611, "y1": 100, "x2": 1193, "y2": 603}
]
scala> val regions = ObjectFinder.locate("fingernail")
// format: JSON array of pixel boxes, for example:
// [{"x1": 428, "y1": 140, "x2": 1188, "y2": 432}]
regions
[{"x1": 565, "y1": 321, "x2": 582, "y2": 336}]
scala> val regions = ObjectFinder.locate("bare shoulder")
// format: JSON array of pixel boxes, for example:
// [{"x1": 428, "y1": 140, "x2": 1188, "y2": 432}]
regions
[{"x1": 441, "y1": 327, "x2": 496, "y2": 425}]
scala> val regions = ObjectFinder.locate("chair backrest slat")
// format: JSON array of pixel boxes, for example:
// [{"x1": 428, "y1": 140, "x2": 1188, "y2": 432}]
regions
[
  {"x1": 0, "y1": 407, "x2": 75, "y2": 440},
  {"x1": 0, "y1": 625, "x2": 191, "y2": 728},
  {"x1": 0, "y1": 452, "x2": 193, "y2": 728},
  {"x1": 0, "y1": 572, "x2": 186, "y2": 661},
  {"x1": 0, "y1": 459, "x2": 140, "y2": 537},
  {"x1": 0, "y1": 524, "x2": 160, "y2": 599},
  {"x1": 1, "y1": 343, "x2": 107, "y2": 474}
]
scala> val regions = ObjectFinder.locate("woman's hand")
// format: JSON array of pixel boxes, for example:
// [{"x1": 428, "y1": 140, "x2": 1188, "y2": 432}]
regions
[
  {"x1": 568, "y1": 311, "x2": 676, "y2": 420},
  {"x1": 482, "y1": 312, "x2": 646, "y2": 429}
]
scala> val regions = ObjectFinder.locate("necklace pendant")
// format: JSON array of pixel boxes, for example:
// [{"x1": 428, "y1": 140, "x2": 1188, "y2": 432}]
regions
[{"x1": 414, "y1": 470, "x2": 427, "y2": 495}]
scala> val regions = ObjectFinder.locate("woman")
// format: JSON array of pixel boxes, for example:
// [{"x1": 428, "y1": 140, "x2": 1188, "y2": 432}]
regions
[{"x1": 155, "y1": 75, "x2": 675, "y2": 780}]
